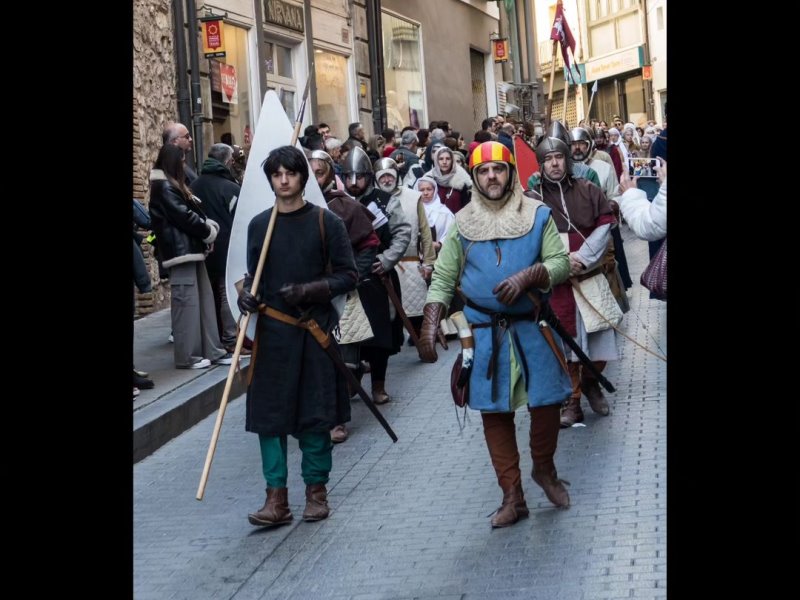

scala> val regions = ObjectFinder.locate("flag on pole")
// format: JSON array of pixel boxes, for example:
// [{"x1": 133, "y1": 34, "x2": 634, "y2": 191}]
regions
[
  {"x1": 550, "y1": 0, "x2": 576, "y2": 72},
  {"x1": 591, "y1": 80, "x2": 598, "y2": 94}
]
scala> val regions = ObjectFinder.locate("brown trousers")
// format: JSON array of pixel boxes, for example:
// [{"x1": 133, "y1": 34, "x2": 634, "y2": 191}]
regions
[{"x1": 482, "y1": 404, "x2": 561, "y2": 491}]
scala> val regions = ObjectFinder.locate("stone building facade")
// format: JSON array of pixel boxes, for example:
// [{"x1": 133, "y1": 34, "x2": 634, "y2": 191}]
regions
[{"x1": 133, "y1": 0, "x2": 178, "y2": 316}]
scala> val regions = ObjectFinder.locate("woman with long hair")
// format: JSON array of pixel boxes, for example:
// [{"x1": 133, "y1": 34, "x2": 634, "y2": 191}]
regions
[{"x1": 148, "y1": 144, "x2": 232, "y2": 369}]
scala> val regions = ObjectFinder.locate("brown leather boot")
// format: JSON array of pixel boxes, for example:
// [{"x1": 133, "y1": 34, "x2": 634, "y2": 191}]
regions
[
  {"x1": 302, "y1": 483, "x2": 330, "y2": 521},
  {"x1": 581, "y1": 377, "x2": 610, "y2": 416},
  {"x1": 531, "y1": 467, "x2": 571, "y2": 508},
  {"x1": 491, "y1": 484, "x2": 529, "y2": 528},
  {"x1": 248, "y1": 487, "x2": 293, "y2": 527},
  {"x1": 371, "y1": 380, "x2": 391, "y2": 404},
  {"x1": 560, "y1": 362, "x2": 584, "y2": 427}
]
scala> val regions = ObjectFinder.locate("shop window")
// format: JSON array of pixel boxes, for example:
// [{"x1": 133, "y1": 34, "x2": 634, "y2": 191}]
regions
[
  {"x1": 209, "y1": 23, "x2": 251, "y2": 149},
  {"x1": 314, "y1": 50, "x2": 351, "y2": 141},
  {"x1": 382, "y1": 12, "x2": 426, "y2": 130}
]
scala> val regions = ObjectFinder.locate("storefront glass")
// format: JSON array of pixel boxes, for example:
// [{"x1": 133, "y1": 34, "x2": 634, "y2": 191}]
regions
[
  {"x1": 314, "y1": 50, "x2": 351, "y2": 141},
  {"x1": 381, "y1": 13, "x2": 426, "y2": 131},
  {"x1": 209, "y1": 23, "x2": 251, "y2": 147}
]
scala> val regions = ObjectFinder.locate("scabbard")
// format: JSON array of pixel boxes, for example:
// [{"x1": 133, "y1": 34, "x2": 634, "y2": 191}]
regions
[
  {"x1": 526, "y1": 292, "x2": 615, "y2": 393},
  {"x1": 303, "y1": 319, "x2": 399, "y2": 443},
  {"x1": 379, "y1": 273, "x2": 420, "y2": 347}
]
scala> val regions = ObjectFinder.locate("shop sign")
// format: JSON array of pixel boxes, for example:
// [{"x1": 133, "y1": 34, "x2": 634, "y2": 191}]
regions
[
  {"x1": 209, "y1": 60, "x2": 221, "y2": 92},
  {"x1": 220, "y1": 63, "x2": 238, "y2": 104},
  {"x1": 264, "y1": 0, "x2": 304, "y2": 32},
  {"x1": 585, "y1": 46, "x2": 644, "y2": 81},
  {"x1": 642, "y1": 65, "x2": 652, "y2": 80},
  {"x1": 492, "y1": 38, "x2": 509, "y2": 63},
  {"x1": 201, "y1": 17, "x2": 226, "y2": 58}
]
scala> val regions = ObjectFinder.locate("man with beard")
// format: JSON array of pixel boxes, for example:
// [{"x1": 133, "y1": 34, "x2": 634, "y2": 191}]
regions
[
  {"x1": 342, "y1": 146, "x2": 411, "y2": 404},
  {"x1": 374, "y1": 157, "x2": 437, "y2": 341},
  {"x1": 237, "y1": 146, "x2": 357, "y2": 528},
  {"x1": 528, "y1": 137, "x2": 619, "y2": 428},
  {"x1": 417, "y1": 141, "x2": 573, "y2": 528},
  {"x1": 309, "y1": 149, "x2": 380, "y2": 443}
]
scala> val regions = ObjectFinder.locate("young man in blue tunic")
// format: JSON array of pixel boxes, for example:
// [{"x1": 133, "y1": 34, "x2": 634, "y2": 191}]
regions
[
  {"x1": 237, "y1": 146, "x2": 357, "y2": 528},
  {"x1": 417, "y1": 141, "x2": 573, "y2": 528}
]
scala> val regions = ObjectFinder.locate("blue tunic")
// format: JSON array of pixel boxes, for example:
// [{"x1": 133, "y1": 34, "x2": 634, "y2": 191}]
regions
[{"x1": 459, "y1": 206, "x2": 572, "y2": 411}]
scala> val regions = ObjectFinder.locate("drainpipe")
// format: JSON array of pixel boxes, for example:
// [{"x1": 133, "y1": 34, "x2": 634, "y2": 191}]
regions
[
  {"x1": 172, "y1": 0, "x2": 191, "y2": 132},
  {"x1": 186, "y1": 0, "x2": 203, "y2": 170},
  {"x1": 641, "y1": 0, "x2": 654, "y2": 120},
  {"x1": 506, "y1": 0, "x2": 521, "y2": 84},
  {"x1": 303, "y1": 0, "x2": 317, "y2": 124},
  {"x1": 254, "y1": 0, "x2": 268, "y2": 105},
  {"x1": 365, "y1": 0, "x2": 385, "y2": 134}
]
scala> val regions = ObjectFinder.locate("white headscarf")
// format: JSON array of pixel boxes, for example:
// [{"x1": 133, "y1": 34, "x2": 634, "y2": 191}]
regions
[
  {"x1": 427, "y1": 146, "x2": 472, "y2": 193},
  {"x1": 414, "y1": 176, "x2": 455, "y2": 242}
]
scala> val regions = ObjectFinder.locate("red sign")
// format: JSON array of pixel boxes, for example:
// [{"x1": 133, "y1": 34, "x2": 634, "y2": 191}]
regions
[
  {"x1": 201, "y1": 18, "x2": 226, "y2": 58},
  {"x1": 492, "y1": 39, "x2": 509, "y2": 63},
  {"x1": 220, "y1": 63, "x2": 238, "y2": 104},
  {"x1": 642, "y1": 65, "x2": 653, "y2": 80}
]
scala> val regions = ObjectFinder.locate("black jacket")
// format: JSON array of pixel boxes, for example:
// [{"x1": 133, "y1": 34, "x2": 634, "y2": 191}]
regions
[
  {"x1": 148, "y1": 170, "x2": 217, "y2": 269},
  {"x1": 189, "y1": 159, "x2": 240, "y2": 277}
]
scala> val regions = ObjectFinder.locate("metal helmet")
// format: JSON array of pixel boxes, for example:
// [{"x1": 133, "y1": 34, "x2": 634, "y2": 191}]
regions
[
  {"x1": 309, "y1": 149, "x2": 335, "y2": 172},
  {"x1": 546, "y1": 120, "x2": 572, "y2": 146},
  {"x1": 373, "y1": 157, "x2": 399, "y2": 193},
  {"x1": 569, "y1": 127, "x2": 594, "y2": 161},
  {"x1": 468, "y1": 141, "x2": 516, "y2": 170},
  {"x1": 534, "y1": 136, "x2": 570, "y2": 165},
  {"x1": 341, "y1": 145, "x2": 373, "y2": 186},
  {"x1": 469, "y1": 141, "x2": 516, "y2": 199}
]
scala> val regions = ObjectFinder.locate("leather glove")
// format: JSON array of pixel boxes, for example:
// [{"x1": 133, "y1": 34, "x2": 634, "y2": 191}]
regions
[
  {"x1": 608, "y1": 199, "x2": 620, "y2": 220},
  {"x1": 492, "y1": 263, "x2": 550, "y2": 305},
  {"x1": 279, "y1": 279, "x2": 331, "y2": 306},
  {"x1": 237, "y1": 274, "x2": 260, "y2": 314},
  {"x1": 418, "y1": 302, "x2": 446, "y2": 363}
]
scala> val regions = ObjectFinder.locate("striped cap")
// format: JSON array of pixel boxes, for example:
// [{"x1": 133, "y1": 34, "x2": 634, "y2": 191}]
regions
[{"x1": 469, "y1": 141, "x2": 515, "y2": 169}]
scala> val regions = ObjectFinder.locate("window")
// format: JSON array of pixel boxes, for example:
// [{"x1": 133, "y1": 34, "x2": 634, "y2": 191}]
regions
[
  {"x1": 264, "y1": 39, "x2": 297, "y2": 120},
  {"x1": 382, "y1": 12, "x2": 426, "y2": 130},
  {"x1": 314, "y1": 50, "x2": 351, "y2": 142},
  {"x1": 586, "y1": 0, "x2": 642, "y2": 56},
  {"x1": 209, "y1": 23, "x2": 251, "y2": 148}
]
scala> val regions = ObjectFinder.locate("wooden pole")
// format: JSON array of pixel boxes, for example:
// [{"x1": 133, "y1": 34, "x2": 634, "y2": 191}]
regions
[
  {"x1": 196, "y1": 73, "x2": 313, "y2": 501},
  {"x1": 562, "y1": 75, "x2": 569, "y2": 124},
  {"x1": 544, "y1": 40, "x2": 559, "y2": 128}
]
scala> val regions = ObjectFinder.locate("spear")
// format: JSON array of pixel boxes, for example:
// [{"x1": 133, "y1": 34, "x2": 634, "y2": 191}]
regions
[
  {"x1": 196, "y1": 71, "x2": 314, "y2": 501},
  {"x1": 586, "y1": 80, "x2": 598, "y2": 123}
]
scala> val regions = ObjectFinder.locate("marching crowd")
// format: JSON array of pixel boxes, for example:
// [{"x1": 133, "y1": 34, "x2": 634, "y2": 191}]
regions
[{"x1": 134, "y1": 109, "x2": 667, "y2": 529}]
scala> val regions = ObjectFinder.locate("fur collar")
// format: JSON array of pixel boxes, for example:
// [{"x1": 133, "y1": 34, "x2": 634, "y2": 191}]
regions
[{"x1": 456, "y1": 181, "x2": 542, "y2": 241}]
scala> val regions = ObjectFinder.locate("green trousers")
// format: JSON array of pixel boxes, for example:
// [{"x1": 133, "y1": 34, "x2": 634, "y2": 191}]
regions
[{"x1": 258, "y1": 431, "x2": 332, "y2": 488}]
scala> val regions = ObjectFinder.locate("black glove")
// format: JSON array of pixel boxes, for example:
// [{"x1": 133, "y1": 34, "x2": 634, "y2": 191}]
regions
[
  {"x1": 279, "y1": 279, "x2": 331, "y2": 306},
  {"x1": 418, "y1": 302, "x2": 446, "y2": 363},
  {"x1": 492, "y1": 263, "x2": 550, "y2": 305},
  {"x1": 237, "y1": 275, "x2": 260, "y2": 314}
]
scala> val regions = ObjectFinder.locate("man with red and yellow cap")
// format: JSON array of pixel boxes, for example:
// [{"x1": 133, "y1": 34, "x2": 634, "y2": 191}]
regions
[{"x1": 416, "y1": 141, "x2": 573, "y2": 528}]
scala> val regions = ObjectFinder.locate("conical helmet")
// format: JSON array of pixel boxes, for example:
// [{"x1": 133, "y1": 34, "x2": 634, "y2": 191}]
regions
[
  {"x1": 547, "y1": 120, "x2": 572, "y2": 146},
  {"x1": 535, "y1": 136, "x2": 570, "y2": 164},
  {"x1": 342, "y1": 146, "x2": 372, "y2": 176},
  {"x1": 569, "y1": 127, "x2": 594, "y2": 158}
]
